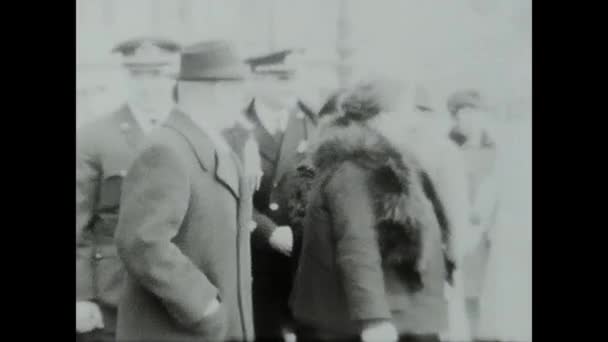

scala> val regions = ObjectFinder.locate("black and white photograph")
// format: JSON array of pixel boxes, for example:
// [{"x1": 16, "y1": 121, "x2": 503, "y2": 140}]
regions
[{"x1": 76, "y1": 1, "x2": 531, "y2": 341}]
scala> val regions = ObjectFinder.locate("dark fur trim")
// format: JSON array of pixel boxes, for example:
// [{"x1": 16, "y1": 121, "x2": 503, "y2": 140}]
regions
[
  {"x1": 285, "y1": 164, "x2": 316, "y2": 231},
  {"x1": 286, "y1": 116, "x2": 455, "y2": 289},
  {"x1": 419, "y1": 171, "x2": 454, "y2": 284}
]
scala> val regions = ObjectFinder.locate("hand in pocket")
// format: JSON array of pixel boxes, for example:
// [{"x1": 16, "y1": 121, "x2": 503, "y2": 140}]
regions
[{"x1": 192, "y1": 299, "x2": 228, "y2": 340}]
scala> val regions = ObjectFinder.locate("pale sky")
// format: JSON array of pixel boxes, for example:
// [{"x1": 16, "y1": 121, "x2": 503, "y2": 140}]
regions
[{"x1": 77, "y1": 0, "x2": 531, "y2": 116}]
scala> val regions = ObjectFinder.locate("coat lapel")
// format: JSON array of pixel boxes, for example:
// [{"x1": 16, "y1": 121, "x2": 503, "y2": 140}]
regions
[
  {"x1": 163, "y1": 110, "x2": 240, "y2": 199},
  {"x1": 245, "y1": 100, "x2": 281, "y2": 163},
  {"x1": 272, "y1": 102, "x2": 317, "y2": 186},
  {"x1": 215, "y1": 149, "x2": 240, "y2": 200}
]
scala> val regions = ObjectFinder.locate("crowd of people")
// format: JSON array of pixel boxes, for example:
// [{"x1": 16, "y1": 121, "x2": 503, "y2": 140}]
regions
[{"x1": 76, "y1": 37, "x2": 531, "y2": 342}]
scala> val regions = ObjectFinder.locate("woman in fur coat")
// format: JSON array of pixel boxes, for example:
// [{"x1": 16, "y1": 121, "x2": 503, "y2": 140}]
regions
[{"x1": 289, "y1": 79, "x2": 452, "y2": 342}]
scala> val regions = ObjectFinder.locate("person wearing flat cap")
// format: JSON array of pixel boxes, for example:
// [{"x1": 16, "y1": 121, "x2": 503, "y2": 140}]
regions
[
  {"x1": 222, "y1": 49, "x2": 319, "y2": 341},
  {"x1": 114, "y1": 40, "x2": 255, "y2": 342},
  {"x1": 76, "y1": 36, "x2": 180, "y2": 342}
]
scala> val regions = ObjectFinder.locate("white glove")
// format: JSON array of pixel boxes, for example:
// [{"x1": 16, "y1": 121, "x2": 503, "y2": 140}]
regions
[
  {"x1": 76, "y1": 301, "x2": 104, "y2": 333},
  {"x1": 243, "y1": 136, "x2": 263, "y2": 193},
  {"x1": 269, "y1": 226, "x2": 293, "y2": 256},
  {"x1": 361, "y1": 320, "x2": 398, "y2": 342}
]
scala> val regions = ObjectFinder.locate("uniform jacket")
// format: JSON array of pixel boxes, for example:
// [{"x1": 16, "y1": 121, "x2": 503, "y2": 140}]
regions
[
  {"x1": 114, "y1": 110, "x2": 255, "y2": 341},
  {"x1": 76, "y1": 104, "x2": 147, "y2": 331},
  {"x1": 223, "y1": 98, "x2": 317, "y2": 338},
  {"x1": 289, "y1": 117, "x2": 448, "y2": 338},
  {"x1": 225, "y1": 99, "x2": 317, "y2": 274}
]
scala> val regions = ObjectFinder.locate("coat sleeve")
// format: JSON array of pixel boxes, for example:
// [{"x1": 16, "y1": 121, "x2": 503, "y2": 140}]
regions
[
  {"x1": 115, "y1": 143, "x2": 218, "y2": 330},
  {"x1": 251, "y1": 209, "x2": 278, "y2": 249},
  {"x1": 76, "y1": 128, "x2": 100, "y2": 244},
  {"x1": 76, "y1": 127, "x2": 101, "y2": 301},
  {"x1": 325, "y1": 162, "x2": 391, "y2": 322}
]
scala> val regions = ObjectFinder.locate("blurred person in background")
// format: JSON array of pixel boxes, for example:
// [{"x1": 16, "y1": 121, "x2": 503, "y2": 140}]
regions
[
  {"x1": 290, "y1": 78, "x2": 454, "y2": 342},
  {"x1": 477, "y1": 132, "x2": 531, "y2": 342},
  {"x1": 398, "y1": 84, "x2": 474, "y2": 342},
  {"x1": 224, "y1": 48, "x2": 320, "y2": 342},
  {"x1": 447, "y1": 90, "x2": 500, "y2": 341},
  {"x1": 114, "y1": 40, "x2": 255, "y2": 342},
  {"x1": 76, "y1": 37, "x2": 180, "y2": 342},
  {"x1": 448, "y1": 94, "x2": 531, "y2": 342}
]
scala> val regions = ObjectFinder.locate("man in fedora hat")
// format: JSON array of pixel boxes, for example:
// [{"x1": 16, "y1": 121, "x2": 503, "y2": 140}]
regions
[
  {"x1": 222, "y1": 49, "x2": 320, "y2": 341},
  {"x1": 76, "y1": 36, "x2": 180, "y2": 342},
  {"x1": 114, "y1": 40, "x2": 255, "y2": 342}
]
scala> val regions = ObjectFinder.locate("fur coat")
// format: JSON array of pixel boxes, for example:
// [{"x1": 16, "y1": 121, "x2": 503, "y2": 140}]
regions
[
  {"x1": 290, "y1": 115, "x2": 454, "y2": 291},
  {"x1": 289, "y1": 114, "x2": 451, "y2": 336}
]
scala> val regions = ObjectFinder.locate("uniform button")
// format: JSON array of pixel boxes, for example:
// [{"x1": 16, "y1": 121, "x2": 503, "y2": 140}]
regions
[
  {"x1": 247, "y1": 220, "x2": 257, "y2": 232},
  {"x1": 269, "y1": 203, "x2": 279, "y2": 211},
  {"x1": 119, "y1": 170, "x2": 127, "y2": 177},
  {"x1": 120, "y1": 122, "x2": 130, "y2": 131},
  {"x1": 296, "y1": 111, "x2": 305, "y2": 119},
  {"x1": 273, "y1": 182, "x2": 278, "y2": 188},
  {"x1": 94, "y1": 253, "x2": 103, "y2": 260}
]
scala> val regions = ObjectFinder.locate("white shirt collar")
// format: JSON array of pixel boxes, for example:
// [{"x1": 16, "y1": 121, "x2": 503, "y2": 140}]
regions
[
  {"x1": 255, "y1": 98, "x2": 298, "y2": 134},
  {"x1": 127, "y1": 101, "x2": 173, "y2": 133}
]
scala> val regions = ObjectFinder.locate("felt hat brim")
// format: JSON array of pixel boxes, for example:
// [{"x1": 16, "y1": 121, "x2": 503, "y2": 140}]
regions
[{"x1": 177, "y1": 65, "x2": 248, "y2": 81}]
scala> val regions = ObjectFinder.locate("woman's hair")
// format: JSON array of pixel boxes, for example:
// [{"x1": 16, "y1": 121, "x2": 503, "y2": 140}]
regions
[{"x1": 339, "y1": 78, "x2": 406, "y2": 122}]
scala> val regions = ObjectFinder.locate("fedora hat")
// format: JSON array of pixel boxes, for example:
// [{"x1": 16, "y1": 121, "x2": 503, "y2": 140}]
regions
[{"x1": 179, "y1": 40, "x2": 248, "y2": 81}]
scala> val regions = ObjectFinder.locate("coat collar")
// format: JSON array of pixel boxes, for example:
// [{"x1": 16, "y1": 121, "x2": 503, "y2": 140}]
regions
[
  {"x1": 164, "y1": 110, "x2": 240, "y2": 199},
  {"x1": 296, "y1": 100, "x2": 318, "y2": 126},
  {"x1": 245, "y1": 99, "x2": 282, "y2": 162},
  {"x1": 126, "y1": 101, "x2": 173, "y2": 134}
]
